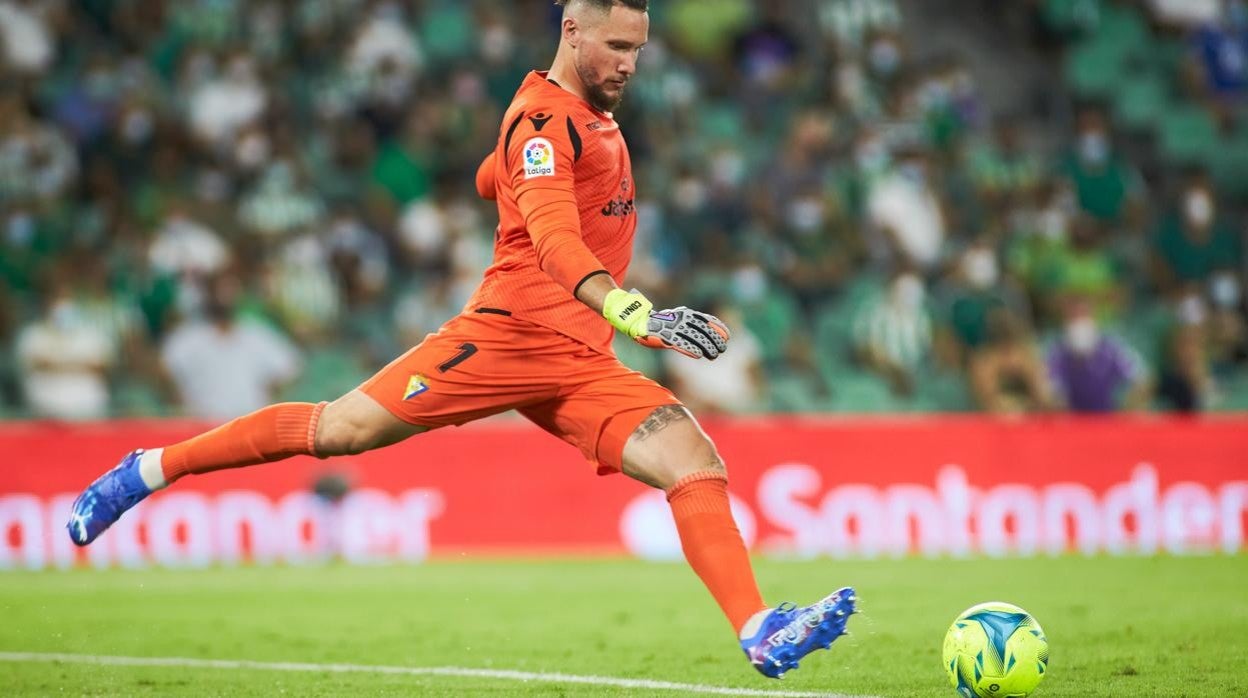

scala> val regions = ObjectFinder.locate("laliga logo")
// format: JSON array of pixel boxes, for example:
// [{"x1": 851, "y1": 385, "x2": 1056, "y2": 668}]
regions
[
  {"x1": 525, "y1": 142, "x2": 549, "y2": 166},
  {"x1": 523, "y1": 138, "x2": 555, "y2": 178}
]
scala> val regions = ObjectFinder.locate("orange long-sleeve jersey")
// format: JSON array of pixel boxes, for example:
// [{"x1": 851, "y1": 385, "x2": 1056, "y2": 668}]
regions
[{"x1": 466, "y1": 71, "x2": 636, "y2": 354}]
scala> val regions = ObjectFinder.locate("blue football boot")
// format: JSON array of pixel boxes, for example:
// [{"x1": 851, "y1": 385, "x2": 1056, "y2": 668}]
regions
[
  {"x1": 740, "y1": 586, "x2": 857, "y2": 678},
  {"x1": 66, "y1": 449, "x2": 153, "y2": 546}
]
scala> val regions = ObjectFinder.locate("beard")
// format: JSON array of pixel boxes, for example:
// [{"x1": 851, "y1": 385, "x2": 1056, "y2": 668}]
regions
[{"x1": 576, "y1": 61, "x2": 625, "y2": 112}]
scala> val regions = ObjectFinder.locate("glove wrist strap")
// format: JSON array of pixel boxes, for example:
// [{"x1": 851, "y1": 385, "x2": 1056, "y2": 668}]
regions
[{"x1": 603, "y1": 288, "x2": 652, "y2": 339}]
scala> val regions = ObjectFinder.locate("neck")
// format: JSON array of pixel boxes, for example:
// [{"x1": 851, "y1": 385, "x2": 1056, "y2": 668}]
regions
[{"x1": 547, "y1": 47, "x2": 589, "y2": 104}]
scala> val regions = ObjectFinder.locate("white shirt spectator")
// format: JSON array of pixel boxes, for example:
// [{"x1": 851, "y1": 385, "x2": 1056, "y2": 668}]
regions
[
  {"x1": 663, "y1": 324, "x2": 764, "y2": 413},
  {"x1": 0, "y1": 122, "x2": 78, "y2": 201},
  {"x1": 238, "y1": 162, "x2": 326, "y2": 236},
  {"x1": 853, "y1": 275, "x2": 933, "y2": 370},
  {"x1": 866, "y1": 167, "x2": 945, "y2": 270},
  {"x1": 269, "y1": 233, "x2": 342, "y2": 334},
  {"x1": 348, "y1": 14, "x2": 423, "y2": 80},
  {"x1": 148, "y1": 214, "x2": 230, "y2": 276},
  {"x1": 0, "y1": 1, "x2": 55, "y2": 74},
  {"x1": 161, "y1": 318, "x2": 301, "y2": 419},
  {"x1": 398, "y1": 198, "x2": 450, "y2": 259},
  {"x1": 1148, "y1": 0, "x2": 1221, "y2": 27},
  {"x1": 818, "y1": 0, "x2": 902, "y2": 47},
  {"x1": 16, "y1": 302, "x2": 115, "y2": 420},
  {"x1": 188, "y1": 57, "x2": 267, "y2": 144}
]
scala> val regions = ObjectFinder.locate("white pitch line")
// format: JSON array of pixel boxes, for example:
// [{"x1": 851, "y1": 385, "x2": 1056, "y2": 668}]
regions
[{"x1": 0, "y1": 651, "x2": 878, "y2": 698}]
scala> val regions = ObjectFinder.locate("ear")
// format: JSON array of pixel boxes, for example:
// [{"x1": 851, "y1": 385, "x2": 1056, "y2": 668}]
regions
[{"x1": 562, "y1": 16, "x2": 579, "y2": 48}]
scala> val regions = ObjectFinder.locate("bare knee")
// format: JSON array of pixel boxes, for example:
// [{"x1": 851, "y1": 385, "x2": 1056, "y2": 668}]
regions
[
  {"x1": 314, "y1": 391, "x2": 426, "y2": 456},
  {"x1": 620, "y1": 405, "x2": 725, "y2": 490},
  {"x1": 315, "y1": 401, "x2": 374, "y2": 456}
]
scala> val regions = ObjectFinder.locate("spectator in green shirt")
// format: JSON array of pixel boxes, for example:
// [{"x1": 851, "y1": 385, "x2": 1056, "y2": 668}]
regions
[
  {"x1": 1060, "y1": 106, "x2": 1143, "y2": 224},
  {"x1": 1151, "y1": 171, "x2": 1242, "y2": 294}
]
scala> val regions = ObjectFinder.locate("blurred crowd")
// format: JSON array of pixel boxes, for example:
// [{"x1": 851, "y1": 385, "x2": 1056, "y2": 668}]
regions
[{"x1": 0, "y1": 0, "x2": 1245, "y2": 421}]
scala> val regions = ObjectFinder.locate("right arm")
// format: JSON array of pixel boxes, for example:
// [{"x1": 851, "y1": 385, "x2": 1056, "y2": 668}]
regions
[{"x1": 505, "y1": 113, "x2": 729, "y2": 360}]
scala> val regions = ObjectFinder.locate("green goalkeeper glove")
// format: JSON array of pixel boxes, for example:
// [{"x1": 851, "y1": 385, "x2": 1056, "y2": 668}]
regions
[{"x1": 603, "y1": 288, "x2": 731, "y2": 360}]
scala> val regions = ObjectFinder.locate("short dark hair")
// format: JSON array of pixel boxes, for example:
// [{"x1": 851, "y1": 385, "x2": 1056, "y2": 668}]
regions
[{"x1": 555, "y1": 0, "x2": 649, "y2": 12}]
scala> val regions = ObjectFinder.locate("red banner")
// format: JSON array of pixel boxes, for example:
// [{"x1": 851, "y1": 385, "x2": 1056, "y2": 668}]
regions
[{"x1": 2, "y1": 415, "x2": 1246, "y2": 569}]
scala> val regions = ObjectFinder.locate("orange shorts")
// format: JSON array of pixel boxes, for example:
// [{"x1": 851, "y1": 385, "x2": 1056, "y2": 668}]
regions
[{"x1": 359, "y1": 310, "x2": 681, "y2": 474}]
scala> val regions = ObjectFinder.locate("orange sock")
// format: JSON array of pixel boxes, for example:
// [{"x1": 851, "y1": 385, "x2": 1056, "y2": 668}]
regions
[
  {"x1": 667, "y1": 471, "x2": 768, "y2": 633},
  {"x1": 161, "y1": 402, "x2": 326, "y2": 484}
]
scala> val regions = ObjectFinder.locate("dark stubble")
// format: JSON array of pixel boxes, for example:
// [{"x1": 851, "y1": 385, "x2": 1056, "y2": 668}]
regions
[{"x1": 577, "y1": 61, "x2": 624, "y2": 112}]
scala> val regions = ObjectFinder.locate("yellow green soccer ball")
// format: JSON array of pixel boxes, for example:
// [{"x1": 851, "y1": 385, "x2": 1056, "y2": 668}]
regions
[{"x1": 942, "y1": 602, "x2": 1049, "y2": 697}]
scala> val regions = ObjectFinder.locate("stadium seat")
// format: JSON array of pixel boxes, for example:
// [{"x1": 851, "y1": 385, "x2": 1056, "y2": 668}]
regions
[
  {"x1": 1064, "y1": 39, "x2": 1122, "y2": 98},
  {"x1": 1217, "y1": 370, "x2": 1248, "y2": 410},
  {"x1": 1064, "y1": 3, "x2": 1150, "y2": 99},
  {"x1": 1109, "y1": 300, "x2": 1171, "y2": 369},
  {"x1": 1095, "y1": 3, "x2": 1148, "y2": 49},
  {"x1": 825, "y1": 369, "x2": 908, "y2": 413},
  {"x1": 740, "y1": 287, "x2": 802, "y2": 367},
  {"x1": 1112, "y1": 72, "x2": 1169, "y2": 133},
  {"x1": 1157, "y1": 104, "x2": 1220, "y2": 166},
  {"x1": 913, "y1": 370, "x2": 973, "y2": 413},
  {"x1": 111, "y1": 380, "x2": 169, "y2": 417},
  {"x1": 1041, "y1": 0, "x2": 1104, "y2": 38},
  {"x1": 766, "y1": 369, "x2": 826, "y2": 413},
  {"x1": 1209, "y1": 128, "x2": 1248, "y2": 201}
]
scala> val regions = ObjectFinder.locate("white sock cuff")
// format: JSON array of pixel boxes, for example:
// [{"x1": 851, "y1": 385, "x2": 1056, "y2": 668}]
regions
[
  {"x1": 138, "y1": 448, "x2": 168, "y2": 491},
  {"x1": 738, "y1": 607, "x2": 773, "y2": 640}
]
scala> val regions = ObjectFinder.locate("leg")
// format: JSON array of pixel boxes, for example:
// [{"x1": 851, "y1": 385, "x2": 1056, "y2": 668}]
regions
[
  {"x1": 68, "y1": 311, "x2": 543, "y2": 547},
  {"x1": 161, "y1": 389, "x2": 427, "y2": 483},
  {"x1": 619, "y1": 405, "x2": 765, "y2": 634},
  {"x1": 315, "y1": 389, "x2": 429, "y2": 455},
  {"x1": 619, "y1": 404, "x2": 724, "y2": 489},
  {"x1": 66, "y1": 390, "x2": 427, "y2": 546},
  {"x1": 620, "y1": 405, "x2": 856, "y2": 679},
  {"x1": 515, "y1": 362, "x2": 768, "y2": 634}
]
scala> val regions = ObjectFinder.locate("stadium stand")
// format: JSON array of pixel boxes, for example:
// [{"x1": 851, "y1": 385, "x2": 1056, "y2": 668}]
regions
[{"x1": 0, "y1": 0, "x2": 1244, "y2": 419}]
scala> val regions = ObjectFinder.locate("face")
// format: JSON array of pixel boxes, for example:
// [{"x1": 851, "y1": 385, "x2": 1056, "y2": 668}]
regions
[{"x1": 567, "y1": 4, "x2": 648, "y2": 112}]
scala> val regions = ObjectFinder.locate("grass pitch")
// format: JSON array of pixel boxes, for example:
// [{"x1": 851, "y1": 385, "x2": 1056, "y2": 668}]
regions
[{"x1": 1, "y1": 555, "x2": 1245, "y2": 697}]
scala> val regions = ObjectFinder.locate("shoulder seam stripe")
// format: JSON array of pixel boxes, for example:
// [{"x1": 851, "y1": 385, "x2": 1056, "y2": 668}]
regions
[
  {"x1": 566, "y1": 116, "x2": 582, "y2": 162},
  {"x1": 503, "y1": 112, "x2": 526, "y2": 166}
]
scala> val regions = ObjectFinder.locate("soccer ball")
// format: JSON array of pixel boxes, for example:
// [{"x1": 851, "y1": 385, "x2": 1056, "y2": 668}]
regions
[{"x1": 942, "y1": 601, "x2": 1049, "y2": 697}]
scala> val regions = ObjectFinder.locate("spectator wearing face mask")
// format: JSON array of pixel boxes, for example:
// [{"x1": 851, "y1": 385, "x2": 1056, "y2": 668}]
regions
[
  {"x1": 779, "y1": 186, "x2": 857, "y2": 312},
  {"x1": 1206, "y1": 270, "x2": 1248, "y2": 370},
  {"x1": 1151, "y1": 171, "x2": 1242, "y2": 294},
  {"x1": 15, "y1": 280, "x2": 115, "y2": 420},
  {"x1": 1157, "y1": 321, "x2": 1216, "y2": 412},
  {"x1": 187, "y1": 51, "x2": 268, "y2": 148},
  {"x1": 160, "y1": 271, "x2": 302, "y2": 420},
  {"x1": 866, "y1": 144, "x2": 946, "y2": 272},
  {"x1": 935, "y1": 240, "x2": 1030, "y2": 365},
  {"x1": 1060, "y1": 106, "x2": 1144, "y2": 224},
  {"x1": 852, "y1": 269, "x2": 933, "y2": 396},
  {"x1": 1046, "y1": 298, "x2": 1151, "y2": 412},
  {"x1": 968, "y1": 308, "x2": 1055, "y2": 415}
]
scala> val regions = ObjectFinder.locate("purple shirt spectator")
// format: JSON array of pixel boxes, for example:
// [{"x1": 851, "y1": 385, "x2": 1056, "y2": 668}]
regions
[{"x1": 1047, "y1": 336, "x2": 1145, "y2": 412}]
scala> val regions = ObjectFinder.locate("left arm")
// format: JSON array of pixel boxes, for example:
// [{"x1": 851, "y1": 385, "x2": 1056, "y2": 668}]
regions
[{"x1": 475, "y1": 151, "x2": 497, "y2": 201}]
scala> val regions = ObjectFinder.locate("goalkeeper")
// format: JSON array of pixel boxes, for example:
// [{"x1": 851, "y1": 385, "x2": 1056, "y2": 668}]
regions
[{"x1": 66, "y1": 0, "x2": 855, "y2": 680}]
